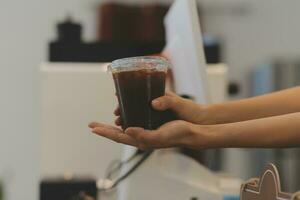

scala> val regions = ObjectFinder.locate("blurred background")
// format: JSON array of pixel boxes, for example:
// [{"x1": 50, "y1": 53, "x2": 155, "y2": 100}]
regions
[{"x1": 1, "y1": 0, "x2": 300, "y2": 200}]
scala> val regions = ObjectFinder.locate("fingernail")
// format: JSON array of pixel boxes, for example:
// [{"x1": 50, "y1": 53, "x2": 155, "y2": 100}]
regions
[
  {"x1": 152, "y1": 100, "x2": 160, "y2": 107},
  {"x1": 124, "y1": 128, "x2": 132, "y2": 134}
]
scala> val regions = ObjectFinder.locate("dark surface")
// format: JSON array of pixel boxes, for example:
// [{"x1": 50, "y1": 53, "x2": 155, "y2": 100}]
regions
[
  {"x1": 203, "y1": 41, "x2": 221, "y2": 64},
  {"x1": 40, "y1": 179, "x2": 97, "y2": 200},
  {"x1": 49, "y1": 41, "x2": 165, "y2": 63}
]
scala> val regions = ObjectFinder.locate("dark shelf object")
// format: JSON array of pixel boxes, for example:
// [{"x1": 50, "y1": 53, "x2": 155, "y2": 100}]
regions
[
  {"x1": 49, "y1": 41, "x2": 165, "y2": 62},
  {"x1": 57, "y1": 17, "x2": 82, "y2": 43},
  {"x1": 203, "y1": 34, "x2": 222, "y2": 64},
  {"x1": 205, "y1": 43, "x2": 221, "y2": 64},
  {"x1": 40, "y1": 178, "x2": 97, "y2": 200},
  {"x1": 49, "y1": 17, "x2": 222, "y2": 63},
  {"x1": 228, "y1": 82, "x2": 240, "y2": 96},
  {"x1": 49, "y1": 15, "x2": 165, "y2": 62}
]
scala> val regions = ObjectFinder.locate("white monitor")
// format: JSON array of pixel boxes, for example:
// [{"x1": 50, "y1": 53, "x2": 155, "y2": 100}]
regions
[{"x1": 164, "y1": 0, "x2": 209, "y2": 103}]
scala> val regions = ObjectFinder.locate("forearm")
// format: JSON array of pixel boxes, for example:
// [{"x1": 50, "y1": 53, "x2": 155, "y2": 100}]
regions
[
  {"x1": 192, "y1": 112, "x2": 300, "y2": 149},
  {"x1": 202, "y1": 87, "x2": 300, "y2": 124}
]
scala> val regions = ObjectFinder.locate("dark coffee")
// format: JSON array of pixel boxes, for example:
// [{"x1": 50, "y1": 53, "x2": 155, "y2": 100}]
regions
[{"x1": 113, "y1": 69, "x2": 171, "y2": 130}]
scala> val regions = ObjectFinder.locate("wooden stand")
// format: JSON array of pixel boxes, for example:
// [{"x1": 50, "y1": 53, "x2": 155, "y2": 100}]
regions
[{"x1": 240, "y1": 163, "x2": 300, "y2": 200}]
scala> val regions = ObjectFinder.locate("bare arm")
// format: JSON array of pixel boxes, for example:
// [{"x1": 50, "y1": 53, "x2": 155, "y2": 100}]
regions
[
  {"x1": 192, "y1": 112, "x2": 300, "y2": 149},
  {"x1": 201, "y1": 87, "x2": 300, "y2": 124}
]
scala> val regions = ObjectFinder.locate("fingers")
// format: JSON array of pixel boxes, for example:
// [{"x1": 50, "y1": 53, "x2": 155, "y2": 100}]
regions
[
  {"x1": 113, "y1": 106, "x2": 122, "y2": 126},
  {"x1": 152, "y1": 95, "x2": 180, "y2": 111},
  {"x1": 165, "y1": 91, "x2": 176, "y2": 97},
  {"x1": 92, "y1": 125, "x2": 137, "y2": 147},
  {"x1": 89, "y1": 122, "x2": 174, "y2": 149},
  {"x1": 89, "y1": 122, "x2": 110, "y2": 129},
  {"x1": 125, "y1": 128, "x2": 162, "y2": 149},
  {"x1": 114, "y1": 117, "x2": 122, "y2": 126},
  {"x1": 89, "y1": 122, "x2": 120, "y2": 131},
  {"x1": 114, "y1": 106, "x2": 120, "y2": 116}
]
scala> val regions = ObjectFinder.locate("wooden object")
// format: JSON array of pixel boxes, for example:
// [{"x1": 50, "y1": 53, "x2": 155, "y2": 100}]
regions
[{"x1": 240, "y1": 163, "x2": 300, "y2": 200}]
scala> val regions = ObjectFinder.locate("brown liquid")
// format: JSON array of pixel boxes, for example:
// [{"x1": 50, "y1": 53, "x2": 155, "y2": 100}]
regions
[{"x1": 113, "y1": 69, "x2": 174, "y2": 130}]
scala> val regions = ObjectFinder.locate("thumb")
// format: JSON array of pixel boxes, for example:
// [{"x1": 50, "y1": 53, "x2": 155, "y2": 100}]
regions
[{"x1": 152, "y1": 95, "x2": 181, "y2": 111}]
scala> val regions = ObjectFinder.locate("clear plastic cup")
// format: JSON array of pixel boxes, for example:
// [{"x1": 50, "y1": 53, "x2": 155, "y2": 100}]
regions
[{"x1": 108, "y1": 56, "x2": 170, "y2": 130}]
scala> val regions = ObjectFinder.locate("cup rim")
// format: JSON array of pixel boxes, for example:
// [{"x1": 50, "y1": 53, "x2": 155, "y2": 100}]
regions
[{"x1": 107, "y1": 56, "x2": 170, "y2": 73}]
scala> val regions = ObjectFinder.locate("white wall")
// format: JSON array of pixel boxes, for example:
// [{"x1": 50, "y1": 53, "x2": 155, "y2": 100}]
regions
[
  {"x1": 200, "y1": 0, "x2": 300, "y2": 97},
  {"x1": 0, "y1": 0, "x2": 98, "y2": 199}
]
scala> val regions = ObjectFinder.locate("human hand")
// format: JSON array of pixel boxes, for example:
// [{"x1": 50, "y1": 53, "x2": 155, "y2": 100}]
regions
[
  {"x1": 89, "y1": 120, "x2": 201, "y2": 150},
  {"x1": 114, "y1": 92, "x2": 207, "y2": 126}
]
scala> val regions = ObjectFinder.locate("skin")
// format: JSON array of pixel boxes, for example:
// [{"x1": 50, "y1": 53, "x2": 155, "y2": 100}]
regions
[{"x1": 89, "y1": 87, "x2": 300, "y2": 150}]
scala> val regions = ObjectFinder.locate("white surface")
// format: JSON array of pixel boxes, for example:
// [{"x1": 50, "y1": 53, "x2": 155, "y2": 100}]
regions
[
  {"x1": 40, "y1": 63, "x2": 123, "y2": 178},
  {"x1": 164, "y1": 0, "x2": 209, "y2": 104},
  {"x1": 121, "y1": 150, "x2": 241, "y2": 200}
]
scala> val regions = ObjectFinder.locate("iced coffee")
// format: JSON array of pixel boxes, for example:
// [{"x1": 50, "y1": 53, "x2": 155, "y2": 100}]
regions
[{"x1": 108, "y1": 56, "x2": 172, "y2": 130}]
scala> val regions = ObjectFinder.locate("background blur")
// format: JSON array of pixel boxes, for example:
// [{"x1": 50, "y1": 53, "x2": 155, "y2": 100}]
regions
[{"x1": 1, "y1": 0, "x2": 300, "y2": 199}]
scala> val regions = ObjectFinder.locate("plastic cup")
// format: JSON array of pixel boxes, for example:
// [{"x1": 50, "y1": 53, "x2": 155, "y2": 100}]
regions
[{"x1": 108, "y1": 56, "x2": 170, "y2": 130}]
